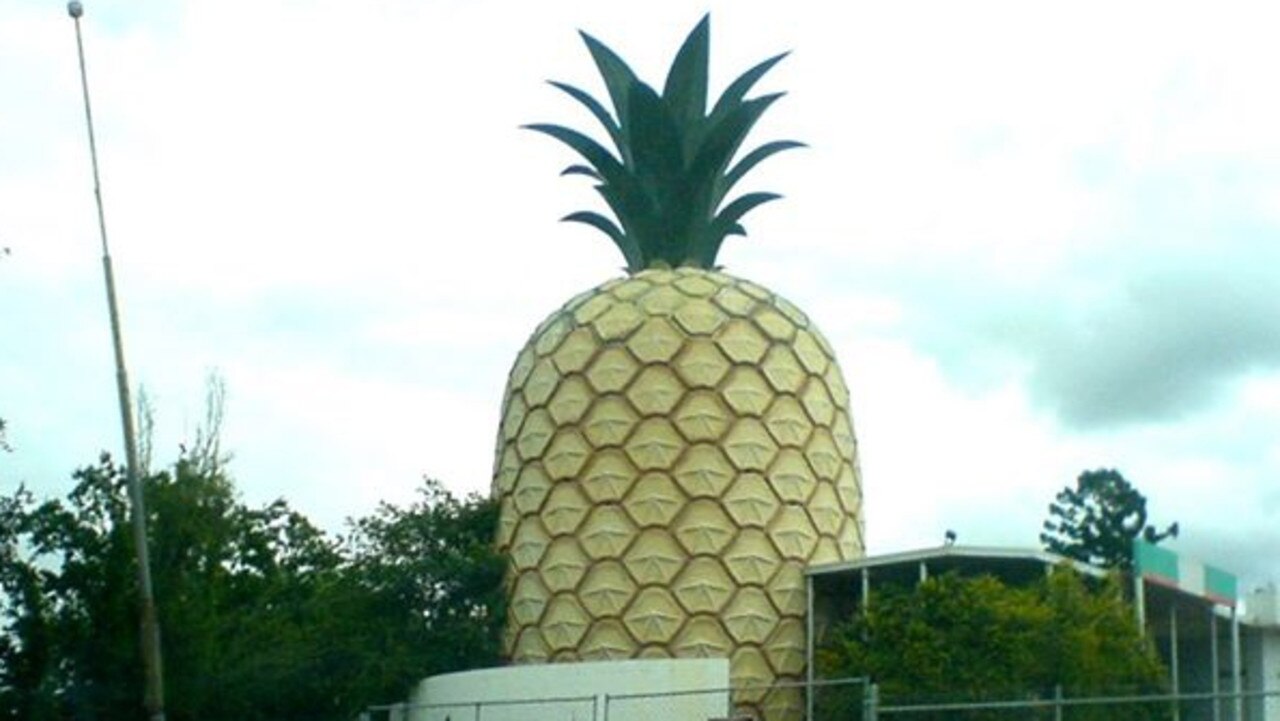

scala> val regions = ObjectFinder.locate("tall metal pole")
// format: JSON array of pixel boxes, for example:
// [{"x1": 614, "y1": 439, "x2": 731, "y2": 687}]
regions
[{"x1": 67, "y1": 3, "x2": 166, "y2": 720}]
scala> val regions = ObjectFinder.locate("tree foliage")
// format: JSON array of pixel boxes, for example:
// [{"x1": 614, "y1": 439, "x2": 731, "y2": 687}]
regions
[
  {"x1": 0, "y1": 455, "x2": 504, "y2": 721},
  {"x1": 1041, "y1": 469, "x2": 1178, "y2": 570},
  {"x1": 817, "y1": 570, "x2": 1169, "y2": 720}
]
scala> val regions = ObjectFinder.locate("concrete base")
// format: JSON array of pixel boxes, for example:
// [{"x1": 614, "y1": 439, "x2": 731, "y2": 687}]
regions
[{"x1": 403, "y1": 658, "x2": 731, "y2": 721}]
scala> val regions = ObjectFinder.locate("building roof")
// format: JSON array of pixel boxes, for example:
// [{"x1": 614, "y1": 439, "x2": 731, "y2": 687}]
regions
[
  {"x1": 806, "y1": 544, "x2": 1102, "y2": 579},
  {"x1": 808, "y1": 543, "x2": 1261, "y2": 630}
]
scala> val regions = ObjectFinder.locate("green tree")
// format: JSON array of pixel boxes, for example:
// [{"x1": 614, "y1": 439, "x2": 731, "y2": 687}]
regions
[
  {"x1": 0, "y1": 455, "x2": 340, "y2": 720},
  {"x1": 0, "y1": 456, "x2": 504, "y2": 720},
  {"x1": 1041, "y1": 469, "x2": 1178, "y2": 570},
  {"x1": 329, "y1": 479, "x2": 507, "y2": 705},
  {"x1": 817, "y1": 570, "x2": 1168, "y2": 720}
]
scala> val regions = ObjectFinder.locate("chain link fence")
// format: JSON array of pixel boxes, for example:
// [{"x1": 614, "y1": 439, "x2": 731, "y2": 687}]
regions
[
  {"x1": 871, "y1": 687, "x2": 1280, "y2": 721},
  {"x1": 830, "y1": 684, "x2": 1280, "y2": 721},
  {"x1": 360, "y1": 679, "x2": 1280, "y2": 721}
]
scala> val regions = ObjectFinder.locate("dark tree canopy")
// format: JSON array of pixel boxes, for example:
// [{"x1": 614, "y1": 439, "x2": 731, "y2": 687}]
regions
[
  {"x1": 0, "y1": 455, "x2": 504, "y2": 721},
  {"x1": 1040, "y1": 468, "x2": 1178, "y2": 570}
]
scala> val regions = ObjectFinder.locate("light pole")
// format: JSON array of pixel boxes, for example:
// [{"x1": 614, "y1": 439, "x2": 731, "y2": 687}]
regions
[{"x1": 67, "y1": 3, "x2": 166, "y2": 719}]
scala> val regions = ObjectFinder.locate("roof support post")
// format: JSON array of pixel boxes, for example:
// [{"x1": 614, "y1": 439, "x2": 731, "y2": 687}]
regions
[
  {"x1": 1211, "y1": 607, "x2": 1220, "y2": 721},
  {"x1": 860, "y1": 567, "x2": 869, "y2": 613},
  {"x1": 1231, "y1": 606, "x2": 1242, "y2": 721},
  {"x1": 1171, "y1": 604, "x2": 1181, "y2": 721},
  {"x1": 1135, "y1": 573, "x2": 1147, "y2": 632}
]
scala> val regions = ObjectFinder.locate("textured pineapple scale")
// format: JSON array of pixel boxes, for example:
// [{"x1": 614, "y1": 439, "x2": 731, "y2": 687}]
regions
[{"x1": 494, "y1": 268, "x2": 865, "y2": 721}]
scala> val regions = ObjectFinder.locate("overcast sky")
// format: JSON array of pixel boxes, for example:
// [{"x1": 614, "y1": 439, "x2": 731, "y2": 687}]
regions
[{"x1": 2, "y1": 0, "x2": 1277, "y2": 591}]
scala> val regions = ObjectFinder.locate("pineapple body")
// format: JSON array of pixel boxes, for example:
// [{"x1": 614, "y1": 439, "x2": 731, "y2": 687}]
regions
[{"x1": 493, "y1": 268, "x2": 864, "y2": 719}]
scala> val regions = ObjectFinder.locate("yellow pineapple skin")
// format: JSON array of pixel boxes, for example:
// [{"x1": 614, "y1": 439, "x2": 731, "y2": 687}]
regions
[{"x1": 493, "y1": 268, "x2": 864, "y2": 720}]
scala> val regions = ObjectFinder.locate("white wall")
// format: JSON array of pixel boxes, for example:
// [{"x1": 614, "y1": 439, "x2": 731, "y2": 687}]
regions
[
  {"x1": 402, "y1": 658, "x2": 731, "y2": 721},
  {"x1": 1243, "y1": 628, "x2": 1280, "y2": 721},
  {"x1": 1243, "y1": 585, "x2": 1280, "y2": 721}
]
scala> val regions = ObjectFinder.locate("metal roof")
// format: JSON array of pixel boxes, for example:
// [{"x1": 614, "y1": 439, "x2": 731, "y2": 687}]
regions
[{"x1": 805, "y1": 544, "x2": 1103, "y2": 578}]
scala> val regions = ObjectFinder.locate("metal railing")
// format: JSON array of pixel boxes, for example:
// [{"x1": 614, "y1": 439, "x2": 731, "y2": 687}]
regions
[{"x1": 361, "y1": 693, "x2": 597, "y2": 721}]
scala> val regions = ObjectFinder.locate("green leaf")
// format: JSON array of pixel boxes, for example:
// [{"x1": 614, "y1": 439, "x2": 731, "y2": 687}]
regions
[
  {"x1": 626, "y1": 82, "x2": 691, "y2": 262},
  {"x1": 709, "y1": 51, "x2": 789, "y2": 122},
  {"x1": 699, "y1": 191, "x2": 781, "y2": 265},
  {"x1": 663, "y1": 14, "x2": 710, "y2": 142},
  {"x1": 527, "y1": 123, "x2": 652, "y2": 255},
  {"x1": 694, "y1": 93, "x2": 785, "y2": 181},
  {"x1": 689, "y1": 93, "x2": 785, "y2": 217},
  {"x1": 534, "y1": 17, "x2": 798, "y2": 271},
  {"x1": 580, "y1": 30, "x2": 641, "y2": 163},
  {"x1": 561, "y1": 211, "x2": 641, "y2": 270},
  {"x1": 596, "y1": 183, "x2": 656, "y2": 270},
  {"x1": 523, "y1": 123, "x2": 625, "y2": 182},
  {"x1": 547, "y1": 81, "x2": 624, "y2": 157},
  {"x1": 714, "y1": 191, "x2": 781, "y2": 229},
  {"x1": 627, "y1": 82, "x2": 684, "y2": 181},
  {"x1": 724, "y1": 139, "x2": 805, "y2": 195},
  {"x1": 560, "y1": 164, "x2": 603, "y2": 181}
]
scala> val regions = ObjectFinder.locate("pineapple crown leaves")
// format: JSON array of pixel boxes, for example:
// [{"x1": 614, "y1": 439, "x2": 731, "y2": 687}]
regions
[{"x1": 525, "y1": 14, "x2": 804, "y2": 273}]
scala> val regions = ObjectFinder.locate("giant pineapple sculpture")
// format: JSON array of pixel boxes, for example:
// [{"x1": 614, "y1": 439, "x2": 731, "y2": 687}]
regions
[{"x1": 493, "y1": 16, "x2": 863, "y2": 720}]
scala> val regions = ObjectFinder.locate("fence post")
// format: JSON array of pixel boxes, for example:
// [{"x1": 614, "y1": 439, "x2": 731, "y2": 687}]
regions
[
  {"x1": 863, "y1": 683, "x2": 878, "y2": 721},
  {"x1": 604, "y1": 693, "x2": 612, "y2": 721},
  {"x1": 474, "y1": 700, "x2": 482, "y2": 721},
  {"x1": 1054, "y1": 685, "x2": 1063, "y2": 721}
]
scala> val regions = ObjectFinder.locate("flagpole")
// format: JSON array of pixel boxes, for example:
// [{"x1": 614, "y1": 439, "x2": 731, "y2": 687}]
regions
[{"x1": 67, "y1": 3, "x2": 166, "y2": 719}]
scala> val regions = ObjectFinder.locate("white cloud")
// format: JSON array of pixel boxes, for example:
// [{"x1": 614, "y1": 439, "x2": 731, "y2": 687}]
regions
[{"x1": 2, "y1": 0, "x2": 1277, "y2": 588}]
